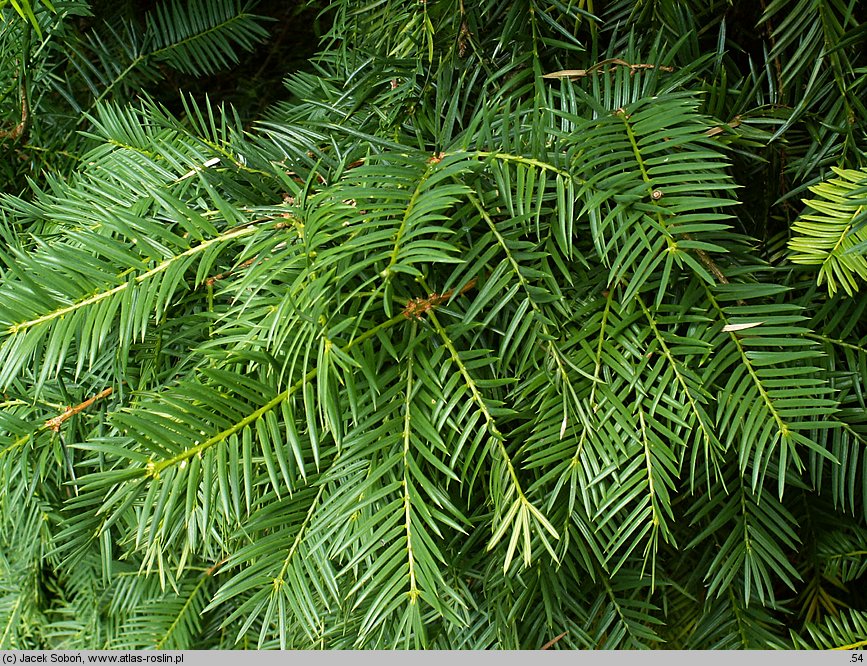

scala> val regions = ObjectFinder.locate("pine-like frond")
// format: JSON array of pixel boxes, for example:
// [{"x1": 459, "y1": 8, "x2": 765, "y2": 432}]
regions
[
  {"x1": 791, "y1": 610, "x2": 867, "y2": 650},
  {"x1": 147, "y1": 0, "x2": 269, "y2": 77},
  {"x1": 4, "y1": 0, "x2": 867, "y2": 651},
  {"x1": 789, "y1": 167, "x2": 867, "y2": 296},
  {"x1": 566, "y1": 92, "x2": 738, "y2": 304}
]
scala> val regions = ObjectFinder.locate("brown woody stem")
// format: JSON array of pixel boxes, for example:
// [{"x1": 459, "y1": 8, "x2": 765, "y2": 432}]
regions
[{"x1": 44, "y1": 387, "x2": 114, "y2": 432}]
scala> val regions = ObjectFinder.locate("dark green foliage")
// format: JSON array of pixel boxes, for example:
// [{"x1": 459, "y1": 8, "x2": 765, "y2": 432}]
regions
[{"x1": 2, "y1": 0, "x2": 867, "y2": 650}]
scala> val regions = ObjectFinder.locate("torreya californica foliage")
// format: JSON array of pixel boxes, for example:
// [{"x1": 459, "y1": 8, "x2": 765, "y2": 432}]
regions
[{"x1": 2, "y1": 0, "x2": 867, "y2": 650}]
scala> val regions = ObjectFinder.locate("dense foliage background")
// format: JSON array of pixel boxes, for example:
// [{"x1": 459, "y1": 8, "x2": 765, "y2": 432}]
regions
[{"x1": 2, "y1": 0, "x2": 867, "y2": 650}]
